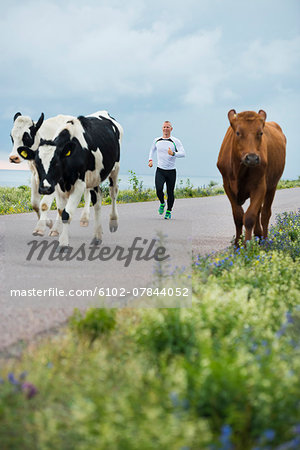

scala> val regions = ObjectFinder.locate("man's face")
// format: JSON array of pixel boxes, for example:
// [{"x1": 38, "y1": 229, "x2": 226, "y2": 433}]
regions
[{"x1": 162, "y1": 122, "x2": 172, "y2": 137}]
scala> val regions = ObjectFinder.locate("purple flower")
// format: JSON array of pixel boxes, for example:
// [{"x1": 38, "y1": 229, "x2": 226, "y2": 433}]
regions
[
  {"x1": 8, "y1": 373, "x2": 19, "y2": 385},
  {"x1": 21, "y1": 382, "x2": 38, "y2": 399},
  {"x1": 293, "y1": 424, "x2": 300, "y2": 435}
]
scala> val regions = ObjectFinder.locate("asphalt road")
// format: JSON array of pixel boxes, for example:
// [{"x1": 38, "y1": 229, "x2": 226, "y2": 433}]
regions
[{"x1": 0, "y1": 188, "x2": 299, "y2": 350}]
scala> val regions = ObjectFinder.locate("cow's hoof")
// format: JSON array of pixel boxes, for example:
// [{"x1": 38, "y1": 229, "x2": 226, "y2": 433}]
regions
[
  {"x1": 80, "y1": 219, "x2": 89, "y2": 227},
  {"x1": 49, "y1": 230, "x2": 59, "y2": 237},
  {"x1": 109, "y1": 220, "x2": 118, "y2": 233},
  {"x1": 32, "y1": 229, "x2": 45, "y2": 237},
  {"x1": 90, "y1": 237, "x2": 102, "y2": 246},
  {"x1": 46, "y1": 220, "x2": 53, "y2": 229}
]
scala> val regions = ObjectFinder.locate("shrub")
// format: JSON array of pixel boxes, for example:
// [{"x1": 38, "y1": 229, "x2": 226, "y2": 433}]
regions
[{"x1": 69, "y1": 307, "x2": 116, "y2": 344}]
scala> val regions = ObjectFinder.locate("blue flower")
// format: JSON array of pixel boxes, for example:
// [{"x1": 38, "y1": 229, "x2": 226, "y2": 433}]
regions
[
  {"x1": 286, "y1": 312, "x2": 293, "y2": 324},
  {"x1": 221, "y1": 425, "x2": 232, "y2": 437},
  {"x1": 220, "y1": 424, "x2": 233, "y2": 449},
  {"x1": 263, "y1": 429, "x2": 275, "y2": 441}
]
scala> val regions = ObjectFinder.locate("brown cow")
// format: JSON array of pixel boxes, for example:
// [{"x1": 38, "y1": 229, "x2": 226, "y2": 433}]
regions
[{"x1": 217, "y1": 109, "x2": 286, "y2": 246}]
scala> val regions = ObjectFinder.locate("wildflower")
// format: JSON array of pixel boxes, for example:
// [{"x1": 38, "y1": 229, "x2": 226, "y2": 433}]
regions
[
  {"x1": 263, "y1": 429, "x2": 275, "y2": 441},
  {"x1": 286, "y1": 311, "x2": 293, "y2": 324},
  {"x1": 293, "y1": 424, "x2": 300, "y2": 435},
  {"x1": 8, "y1": 373, "x2": 19, "y2": 385},
  {"x1": 220, "y1": 424, "x2": 233, "y2": 449},
  {"x1": 21, "y1": 382, "x2": 38, "y2": 399},
  {"x1": 170, "y1": 391, "x2": 179, "y2": 406}
]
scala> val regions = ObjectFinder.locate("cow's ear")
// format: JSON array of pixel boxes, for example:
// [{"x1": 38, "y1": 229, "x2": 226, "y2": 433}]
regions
[
  {"x1": 61, "y1": 142, "x2": 75, "y2": 158},
  {"x1": 17, "y1": 146, "x2": 35, "y2": 160},
  {"x1": 14, "y1": 112, "x2": 22, "y2": 122},
  {"x1": 228, "y1": 109, "x2": 237, "y2": 127},
  {"x1": 258, "y1": 110, "x2": 267, "y2": 122},
  {"x1": 35, "y1": 113, "x2": 44, "y2": 131}
]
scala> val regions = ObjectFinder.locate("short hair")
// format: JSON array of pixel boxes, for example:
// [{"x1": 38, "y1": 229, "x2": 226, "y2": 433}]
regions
[{"x1": 163, "y1": 121, "x2": 172, "y2": 126}]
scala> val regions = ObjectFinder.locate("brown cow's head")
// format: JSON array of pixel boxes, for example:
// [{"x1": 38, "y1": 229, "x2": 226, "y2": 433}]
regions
[{"x1": 228, "y1": 109, "x2": 267, "y2": 168}]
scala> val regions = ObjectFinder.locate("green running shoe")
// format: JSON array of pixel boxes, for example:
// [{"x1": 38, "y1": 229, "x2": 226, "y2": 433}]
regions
[
  {"x1": 164, "y1": 210, "x2": 171, "y2": 220},
  {"x1": 158, "y1": 203, "x2": 165, "y2": 215}
]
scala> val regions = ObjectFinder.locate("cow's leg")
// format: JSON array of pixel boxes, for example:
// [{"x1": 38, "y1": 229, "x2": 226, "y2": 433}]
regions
[
  {"x1": 244, "y1": 186, "x2": 266, "y2": 242},
  {"x1": 33, "y1": 194, "x2": 55, "y2": 236},
  {"x1": 59, "y1": 180, "x2": 86, "y2": 249},
  {"x1": 223, "y1": 181, "x2": 244, "y2": 246},
  {"x1": 53, "y1": 190, "x2": 67, "y2": 238},
  {"x1": 254, "y1": 207, "x2": 263, "y2": 239},
  {"x1": 30, "y1": 173, "x2": 41, "y2": 219},
  {"x1": 261, "y1": 187, "x2": 276, "y2": 239},
  {"x1": 49, "y1": 192, "x2": 64, "y2": 237},
  {"x1": 91, "y1": 187, "x2": 103, "y2": 246},
  {"x1": 80, "y1": 189, "x2": 91, "y2": 227},
  {"x1": 108, "y1": 162, "x2": 120, "y2": 232},
  {"x1": 50, "y1": 189, "x2": 86, "y2": 237},
  {"x1": 48, "y1": 210, "x2": 61, "y2": 237}
]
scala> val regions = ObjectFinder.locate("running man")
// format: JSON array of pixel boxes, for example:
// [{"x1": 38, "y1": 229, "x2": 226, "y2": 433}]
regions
[{"x1": 148, "y1": 121, "x2": 186, "y2": 219}]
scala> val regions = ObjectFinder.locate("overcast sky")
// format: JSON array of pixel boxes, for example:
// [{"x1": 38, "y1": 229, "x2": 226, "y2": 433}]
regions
[{"x1": 0, "y1": 0, "x2": 299, "y2": 179}]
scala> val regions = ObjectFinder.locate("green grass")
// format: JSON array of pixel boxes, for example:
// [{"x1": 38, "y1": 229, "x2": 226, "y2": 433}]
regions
[
  {"x1": 1, "y1": 174, "x2": 299, "y2": 215},
  {"x1": 1, "y1": 211, "x2": 300, "y2": 449}
]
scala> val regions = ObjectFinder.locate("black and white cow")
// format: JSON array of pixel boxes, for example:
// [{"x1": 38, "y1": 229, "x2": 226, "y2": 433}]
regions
[
  {"x1": 17, "y1": 111, "x2": 123, "y2": 249},
  {"x1": 10, "y1": 112, "x2": 91, "y2": 236}
]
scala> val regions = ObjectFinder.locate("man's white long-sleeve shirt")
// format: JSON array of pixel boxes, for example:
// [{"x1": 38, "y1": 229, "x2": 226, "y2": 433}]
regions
[{"x1": 149, "y1": 136, "x2": 185, "y2": 170}]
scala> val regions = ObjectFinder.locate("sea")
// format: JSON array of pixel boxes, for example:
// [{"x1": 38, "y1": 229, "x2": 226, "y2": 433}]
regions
[{"x1": 0, "y1": 169, "x2": 222, "y2": 190}]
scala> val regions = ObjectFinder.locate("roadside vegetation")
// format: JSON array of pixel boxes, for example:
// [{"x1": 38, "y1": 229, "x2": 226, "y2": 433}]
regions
[
  {"x1": 1, "y1": 171, "x2": 299, "y2": 215},
  {"x1": 1, "y1": 210, "x2": 300, "y2": 449}
]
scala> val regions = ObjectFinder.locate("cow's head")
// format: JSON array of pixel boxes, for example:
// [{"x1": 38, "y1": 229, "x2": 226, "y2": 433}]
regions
[
  {"x1": 228, "y1": 109, "x2": 267, "y2": 168},
  {"x1": 17, "y1": 124, "x2": 84, "y2": 195},
  {"x1": 9, "y1": 112, "x2": 44, "y2": 163}
]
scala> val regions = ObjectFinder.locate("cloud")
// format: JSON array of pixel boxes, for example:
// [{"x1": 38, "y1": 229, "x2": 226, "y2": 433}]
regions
[
  {"x1": 241, "y1": 36, "x2": 300, "y2": 78},
  {"x1": 0, "y1": 1, "x2": 225, "y2": 107},
  {"x1": 0, "y1": 0, "x2": 299, "y2": 179}
]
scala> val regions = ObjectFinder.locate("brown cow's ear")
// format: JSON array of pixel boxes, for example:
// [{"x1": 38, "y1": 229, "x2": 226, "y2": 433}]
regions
[
  {"x1": 228, "y1": 109, "x2": 237, "y2": 127},
  {"x1": 258, "y1": 110, "x2": 267, "y2": 121}
]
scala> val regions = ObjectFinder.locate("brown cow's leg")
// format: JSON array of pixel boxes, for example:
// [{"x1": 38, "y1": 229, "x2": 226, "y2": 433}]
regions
[
  {"x1": 254, "y1": 207, "x2": 263, "y2": 238},
  {"x1": 261, "y1": 188, "x2": 276, "y2": 239},
  {"x1": 223, "y1": 181, "x2": 244, "y2": 246},
  {"x1": 244, "y1": 189, "x2": 265, "y2": 242},
  {"x1": 233, "y1": 205, "x2": 244, "y2": 246}
]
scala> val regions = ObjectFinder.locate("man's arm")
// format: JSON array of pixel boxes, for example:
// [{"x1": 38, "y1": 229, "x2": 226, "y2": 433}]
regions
[
  {"x1": 148, "y1": 139, "x2": 157, "y2": 167},
  {"x1": 174, "y1": 139, "x2": 185, "y2": 158}
]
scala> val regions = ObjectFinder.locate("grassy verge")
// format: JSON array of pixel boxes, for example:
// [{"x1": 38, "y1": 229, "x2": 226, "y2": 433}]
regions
[
  {"x1": 1, "y1": 211, "x2": 300, "y2": 449},
  {"x1": 1, "y1": 172, "x2": 299, "y2": 215}
]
